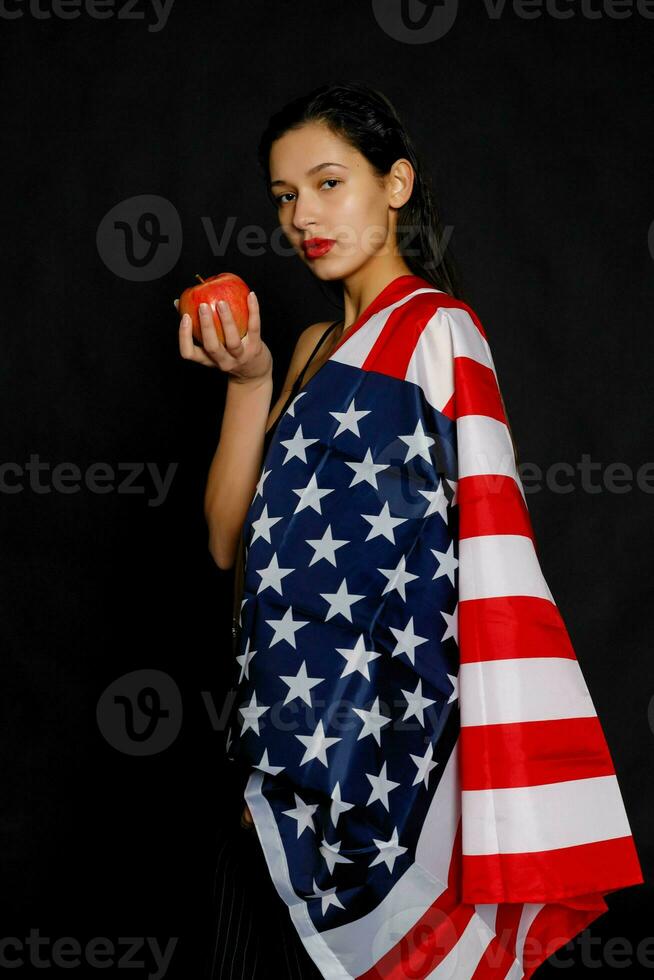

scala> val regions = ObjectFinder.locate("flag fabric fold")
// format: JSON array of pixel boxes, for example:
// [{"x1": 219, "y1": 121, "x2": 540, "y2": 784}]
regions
[{"x1": 224, "y1": 273, "x2": 643, "y2": 979}]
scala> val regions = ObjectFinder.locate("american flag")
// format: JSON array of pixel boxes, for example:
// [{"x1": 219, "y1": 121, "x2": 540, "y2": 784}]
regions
[{"x1": 225, "y1": 273, "x2": 643, "y2": 978}]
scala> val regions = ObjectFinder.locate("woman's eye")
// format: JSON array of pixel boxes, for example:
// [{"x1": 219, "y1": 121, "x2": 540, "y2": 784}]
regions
[{"x1": 274, "y1": 179, "x2": 341, "y2": 206}]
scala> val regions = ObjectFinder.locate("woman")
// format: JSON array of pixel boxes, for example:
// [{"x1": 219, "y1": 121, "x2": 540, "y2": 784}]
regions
[{"x1": 179, "y1": 82, "x2": 643, "y2": 979}]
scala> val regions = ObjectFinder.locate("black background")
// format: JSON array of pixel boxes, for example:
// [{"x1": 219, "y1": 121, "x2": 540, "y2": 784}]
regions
[{"x1": 1, "y1": 1, "x2": 652, "y2": 976}]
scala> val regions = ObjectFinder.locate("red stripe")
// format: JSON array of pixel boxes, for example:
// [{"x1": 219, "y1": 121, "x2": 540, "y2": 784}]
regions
[
  {"x1": 460, "y1": 717, "x2": 616, "y2": 790},
  {"x1": 454, "y1": 355, "x2": 505, "y2": 422},
  {"x1": 458, "y1": 474, "x2": 534, "y2": 540},
  {"x1": 470, "y1": 903, "x2": 523, "y2": 979},
  {"x1": 462, "y1": 835, "x2": 644, "y2": 905},
  {"x1": 459, "y1": 594, "x2": 577, "y2": 664},
  {"x1": 362, "y1": 292, "x2": 437, "y2": 380},
  {"x1": 442, "y1": 391, "x2": 456, "y2": 420},
  {"x1": 520, "y1": 901, "x2": 609, "y2": 979}
]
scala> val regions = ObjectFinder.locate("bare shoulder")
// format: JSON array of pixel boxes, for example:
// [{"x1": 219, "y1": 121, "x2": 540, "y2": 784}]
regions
[
  {"x1": 286, "y1": 320, "x2": 335, "y2": 375},
  {"x1": 297, "y1": 319, "x2": 335, "y2": 351},
  {"x1": 265, "y1": 320, "x2": 336, "y2": 433}
]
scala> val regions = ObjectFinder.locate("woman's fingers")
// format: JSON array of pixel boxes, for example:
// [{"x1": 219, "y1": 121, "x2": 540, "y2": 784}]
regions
[
  {"x1": 216, "y1": 299, "x2": 246, "y2": 355},
  {"x1": 178, "y1": 313, "x2": 218, "y2": 367},
  {"x1": 246, "y1": 291, "x2": 261, "y2": 340}
]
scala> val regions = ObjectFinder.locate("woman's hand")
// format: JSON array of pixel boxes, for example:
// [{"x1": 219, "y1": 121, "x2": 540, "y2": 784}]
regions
[
  {"x1": 240, "y1": 803, "x2": 254, "y2": 830},
  {"x1": 176, "y1": 291, "x2": 272, "y2": 384}
]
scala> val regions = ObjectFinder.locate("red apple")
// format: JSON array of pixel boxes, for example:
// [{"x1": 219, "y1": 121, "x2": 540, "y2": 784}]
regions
[{"x1": 179, "y1": 272, "x2": 251, "y2": 345}]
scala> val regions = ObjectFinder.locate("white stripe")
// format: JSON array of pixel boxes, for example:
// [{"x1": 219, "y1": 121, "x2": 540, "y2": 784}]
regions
[
  {"x1": 444, "y1": 306, "x2": 497, "y2": 377},
  {"x1": 516, "y1": 904, "x2": 544, "y2": 974},
  {"x1": 456, "y1": 414, "x2": 524, "y2": 503},
  {"x1": 505, "y1": 959, "x2": 526, "y2": 980},
  {"x1": 416, "y1": 736, "x2": 461, "y2": 882},
  {"x1": 425, "y1": 909, "x2": 496, "y2": 978},
  {"x1": 459, "y1": 656, "x2": 597, "y2": 726},
  {"x1": 474, "y1": 902, "x2": 498, "y2": 936},
  {"x1": 405, "y1": 308, "x2": 455, "y2": 414},
  {"x1": 459, "y1": 534, "x2": 554, "y2": 603},
  {"x1": 330, "y1": 287, "x2": 440, "y2": 368},
  {"x1": 462, "y1": 773, "x2": 634, "y2": 854},
  {"x1": 321, "y1": 863, "x2": 447, "y2": 977}
]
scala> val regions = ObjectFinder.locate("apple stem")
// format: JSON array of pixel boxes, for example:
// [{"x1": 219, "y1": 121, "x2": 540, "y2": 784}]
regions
[{"x1": 195, "y1": 274, "x2": 205, "y2": 283}]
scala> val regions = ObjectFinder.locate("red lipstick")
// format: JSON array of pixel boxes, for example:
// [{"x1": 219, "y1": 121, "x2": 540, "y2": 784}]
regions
[{"x1": 302, "y1": 238, "x2": 336, "y2": 259}]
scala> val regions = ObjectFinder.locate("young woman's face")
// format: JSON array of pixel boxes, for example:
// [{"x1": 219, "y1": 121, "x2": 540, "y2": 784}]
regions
[{"x1": 268, "y1": 121, "x2": 404, "y2": 281}]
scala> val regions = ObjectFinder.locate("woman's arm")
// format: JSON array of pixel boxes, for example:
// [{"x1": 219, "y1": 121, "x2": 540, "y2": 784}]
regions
[{"x1": 204, "y1": 321, "x2": 332, "y2": 570}]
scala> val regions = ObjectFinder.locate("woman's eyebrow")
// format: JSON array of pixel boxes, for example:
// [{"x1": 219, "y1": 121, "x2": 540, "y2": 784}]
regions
[{"x1": 270, "y1": 162, "x2": 349, "y2": 188}]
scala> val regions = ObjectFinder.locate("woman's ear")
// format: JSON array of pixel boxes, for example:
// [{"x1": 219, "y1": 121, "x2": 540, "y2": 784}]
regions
[{"x1": 387, "y1": 158, "x2": 414, "y2": 209}]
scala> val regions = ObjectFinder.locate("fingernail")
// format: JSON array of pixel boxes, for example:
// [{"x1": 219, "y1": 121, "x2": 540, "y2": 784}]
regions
[
  {"x1": 218, "y1": 299, "x2": 227, "y2": 310},
  {"x1": 199, "y1": 302, "x2": 208, "y2": 313}
]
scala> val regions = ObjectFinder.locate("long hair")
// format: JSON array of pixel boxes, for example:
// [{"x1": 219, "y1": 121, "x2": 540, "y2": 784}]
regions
[{"x1": 256, "y1": 79, "x2": 465, "y2": 303}]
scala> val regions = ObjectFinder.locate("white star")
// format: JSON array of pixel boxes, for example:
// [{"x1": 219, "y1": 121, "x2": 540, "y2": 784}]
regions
[
  {"x1": 344, "y1": 447, "x2": 390, "y2": 489},
  {"x1": 353, "y1": 696, "x2": 391, "y2": 746},
  {"x1": 330, "y1": 782, "x2": 354, "y2": 827},
  {"x1": 250, "y1": 503, "x2": 284, "y2": 545},
  {"x1": 329, "y1": 397, "x2": 371, "y2": 437},
  {"x1": 337, "y1": 635, "x2": 381, "y2": 681},
  {"x1": 398, "y1": 419, "x2": 435, "y2": 464},
  {"x1": 441, "y1": 603, "x2": 458, "y2": 645},
  {"x1": 389, "y1": 615, "x2": 429, "y2": 665},
  {"x1": 309, "y1": 879, "x2": 345, "y2": 915},
  {"x1": 239, "y1": 692, "x2": 269, "y2": 736},
  {"x1": 365, "y1": 761, "x2": 400, "y2": 811},
  {"x1": 279, "y1": 661, "x2": 325, "y2": 706},
  {"x1": 369, "y1": 827, "x2": 407, "y2": 873},
  {"x1": 446, "y1": 672, "x2": 459, "y2": 703},
  {"x1": 255, "y1": 748, "x2": 284, "y2": 776},
  {"x1": 295, "y1": 720, "x2": 341, "y2": 767},
  {"x1": 361, "y1": 501, "x2": 407, "y2": 544},
  {"x1": 320, "y1": 578, "x2": 366, "y2": 622},
  {"x1": 287, "y1": 390, "x2": 307, "y2": 417},
  {"x1": 410, "y1": 742, "x2": 438, "y2": 788},
  {"x1": 378, "y1": 554, "x2": 419, "y2": 601},
  {"x1": 255, "y1": 553, "x2": 294, "y2": 596},
  {"x1": 282, "y1": 792, "x2": 318, "y2": 837},
  {"x1": 292, "y1": 472, "x2": 335, "y2": 515},
  {"x1": 418, "y1": 482, "x2": 449, "y2": 522},
  {"x1": 306, "y1": 524, "x2": 349, "y2": 567},
  {"x1": 279, "y1": 423, "x2": 319, "y2": 464},
  {"x1": 431, "y1": 540, "x2": 458, "y2": 586},
  {"x1": 319, "y1": 837, "x2": 354, "y2": 873},
  {"x1": 253, "y1": 466, "x2": 271, "y2": 501},
  {"x1": 236, "y1": 636, "x2": 256, "y2": 682},
  {"x1": 265, "y1": 606, "x2": 310, "y2": 649},
  {"x1": 401, "y1": 679, "x2": 437, "y2": 727}
]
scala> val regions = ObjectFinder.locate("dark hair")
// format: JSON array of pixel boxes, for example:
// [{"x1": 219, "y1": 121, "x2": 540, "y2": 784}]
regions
[{"x1": 257, "y1": 79, "x2": 465, "y2": 303}]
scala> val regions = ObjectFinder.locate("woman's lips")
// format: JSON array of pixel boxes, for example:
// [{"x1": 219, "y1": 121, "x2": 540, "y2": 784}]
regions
[{"x1": 302, "y1": 239, "x2": 336, "y2": 258}]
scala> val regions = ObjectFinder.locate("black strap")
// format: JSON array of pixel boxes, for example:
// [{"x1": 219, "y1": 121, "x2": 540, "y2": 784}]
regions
[{"x1": 291, "y1": 318, "x2": 342, "y2": 394}]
